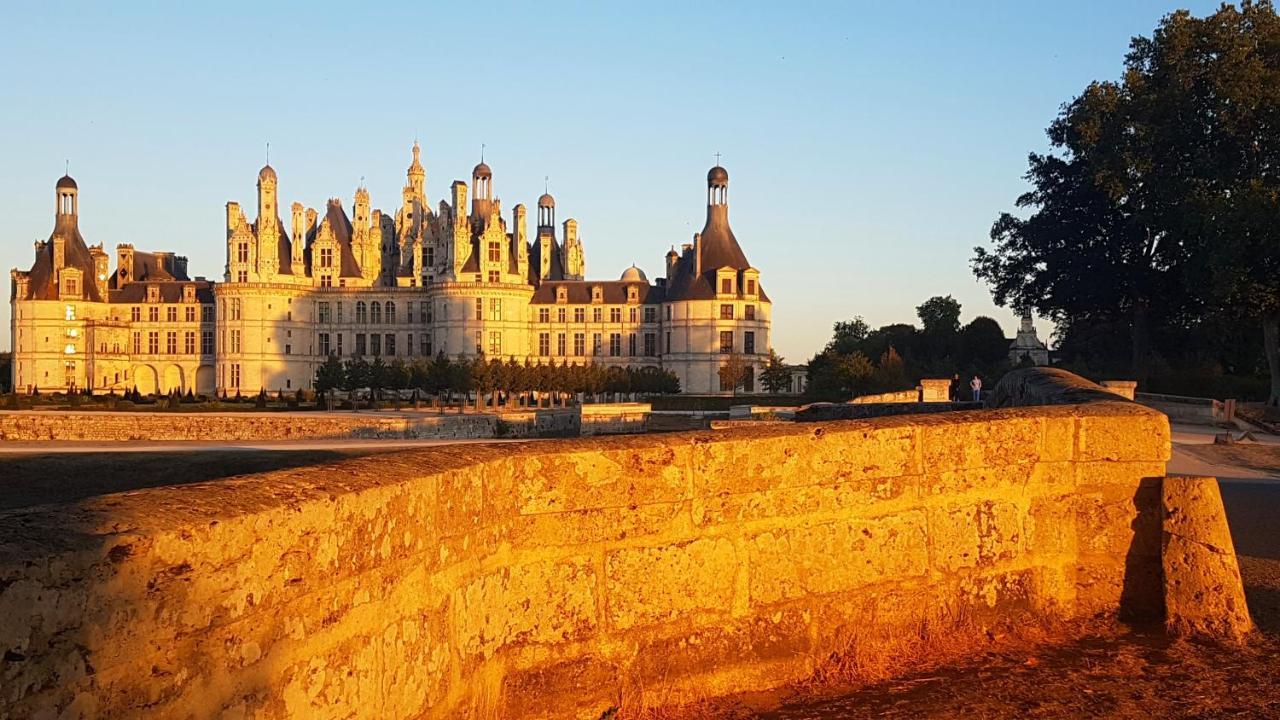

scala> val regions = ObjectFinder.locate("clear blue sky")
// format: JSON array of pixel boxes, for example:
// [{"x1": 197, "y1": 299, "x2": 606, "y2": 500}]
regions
[{"x1": 0, "y1": 1, "x2": 1221, "y2": 359}]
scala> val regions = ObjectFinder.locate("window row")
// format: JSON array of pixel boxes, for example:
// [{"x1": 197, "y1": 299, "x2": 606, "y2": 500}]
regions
[
  {"x1": 130, "y1": 330, "x2": 215, "y2": 356},
  {"x1": 535, "y1": 306, "x2": 660, "y2": 325},
  {"x1": 318, "y1": 332, "x2": 431, "y2": 358},
  {"x1": 537, "y1": 331, "x2": 658, "y2": 358},
  {"x1": 129, "y1": 305, "x2": 215, "y2": 323}
]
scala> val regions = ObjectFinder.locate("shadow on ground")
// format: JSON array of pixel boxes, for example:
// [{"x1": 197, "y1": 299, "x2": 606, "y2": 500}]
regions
[{"x1": 0, "y1": 449, "x2": 392, "y2": 511}]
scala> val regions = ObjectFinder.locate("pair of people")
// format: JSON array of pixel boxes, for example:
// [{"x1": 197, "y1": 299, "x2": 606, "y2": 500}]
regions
[{"x1": 951, "y1": 374, "x2": 983, "y2": 402}]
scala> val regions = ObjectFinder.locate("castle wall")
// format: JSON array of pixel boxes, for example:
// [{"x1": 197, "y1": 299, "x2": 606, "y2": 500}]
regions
[{"x1": 0, "y1": 398, "x2": 1171, "y2": 718}]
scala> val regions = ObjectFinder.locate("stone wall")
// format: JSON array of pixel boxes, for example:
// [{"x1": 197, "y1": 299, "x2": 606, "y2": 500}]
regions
[
  {"x1": 0, "y1": 393, "x2": 1171, "y2": 718},
  {"x1": 0, "y1": 410, "x2": 539, "y2": 442},
  {"x1": 0, "y1": 404, "x2": 651, "y2": 442}
]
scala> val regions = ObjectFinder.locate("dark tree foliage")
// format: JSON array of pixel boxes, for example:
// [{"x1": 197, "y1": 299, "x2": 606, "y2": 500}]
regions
[
  {"x1": 807, "y1": 299, "x2": 1012, "y2": 401},
  {"x1": 975, "y1": 1, "x2": 1280, "y2": 401}
]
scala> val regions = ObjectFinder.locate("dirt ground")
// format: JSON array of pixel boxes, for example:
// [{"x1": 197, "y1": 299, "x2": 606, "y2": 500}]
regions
[{"x1": 742, "y1": 443, "x2": 1280, "y2": 719}]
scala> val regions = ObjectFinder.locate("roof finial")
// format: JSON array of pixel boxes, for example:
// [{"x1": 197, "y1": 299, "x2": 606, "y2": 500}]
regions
[
  {"x1": 266, "y1": 141, "x2": 270, "y2": 166},
  {"x1": 714, "y1": 151, "x2": 721, "y2": 166},
  {"x1": 359, "y1": 175, "x2": 365, "y2": 189},
  {"x1": 544, "y1": 175, "x2": 549, "y2": 194},
  {"x1": 481, "y1": 143, "x2": 486, "y2": 163},
  {"x1": 65, "y1": 159, "x2": 69, "y2": 175}
]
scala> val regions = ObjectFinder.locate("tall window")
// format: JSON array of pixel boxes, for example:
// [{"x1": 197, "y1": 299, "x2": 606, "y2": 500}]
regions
[
  {"x1": 319, "y1": 247, "x2": 333, "y2": 268},
  {"x1": 747, "y1": 279, "x2": 756, "y2": 295},
  {"x1": 385, "y1": 301, "x2": 396, "y2": 324},
  {"x1": 230, "y1": 298, "x2": 241, "y2": 320},
  {"x1": 237, "y1": 242, "x2": 249, "y2": 263},
  {"x1": 538, "y1": 332, "x2": 550, "y2": 356},
  {"x1": 644, "y1": 332, "x2": 656, "y2": 357},
  {"x1": 630, "y1": 307, "x2": 638, "y2": 323},
  {"x1": 149, "y1": 307, "x2": 159, "y2": 322},
  {"x1": 231, "y1": 363, "x2": 241, "y2": 388},
  {"x1": 475, "y1": 298, "x2": 483, "y2": 320},
  {"x1": 385, "y1": 333, "x2": 396, "y2": 356},
  {"x1": 337, "y1": 333, "x2": 344, "y2": 355},
  {"x1": 318, "y1": 302, "x2": 331, "y2": 323},
  {"x1": 148, "y1": 331, "x2": 159, "y2": 354},
  {"x1": 744, "y1": 331, "x2": 756, "y2": 355},
  {"x1": 230, "y1": 329, "x2": 241, "y2": 353},
  {"x1": 201, "y1": 331, "x2": 214, "y2": 355},
  {"x1": 474, "y1": 331, "x2": 482, "y2": 354},
  {"x1": 628, "y1": 333, "x2": 636, "y2": 356},
  {"x1": 719, "y1": 330, "x2": 734, "y2": 354},
  {"x1": 745, "y1": 304, "x2": 756, "y2": 321},
  {"x1": 558, "y1": 308, "x2": 567, "y2": 323},
  {"x1": 131, "y1": 306, "x2": 141, "y2": 322},
  {"x1": 184, "y1": 331, "x2": 195, "y2": 354},
  {"x1": 356, "y1": 301, "x2": 367, "y2": 324},
  {"x1": 721, "y1": 278, "x2": 733, "y2": 294},
  {"x1": 538, "y1": 308, "x2": 550, "y2": 323},
  {"x1": 488, "y1": 270, "x2": 500, "y2": 283},
  {"x1": 421, "y1": 333, "x2": 431, "y2": 356},
  {"x1": 132, "y1": 331, "x2": 141, "y2": 354},
  {"x1": 167, "y1": 307, "x2": 178, "y2": 322},
  {"x1": 573, "y1": 332, "x2": 585, "y2": 356},
  {"x1": 609, "y1": 333, "x2": 621, "y2": 357},
  {"x1": 356, "y1": 333, "x2": 366, "y2": 355},
  {"x1": 370, "y1": 334, "x2": 381, "y2": 356},
  {"x1": 557, "y1": 332, "x2": 566, "y2": 356},
  {"x1": 488, "y1": 240, "x2": 501, "y2": 263},
  {"x1": 371, "y1": 302, "x2": 382, "y2": 324},
  {"x1": 666, "y1": 331, "x2": 671, "y2": 354},
  {"x1": 489, "y1": 331, "x2": 502, "y2": 356},
  {"x1": 490, "y1": 298, "x2": 502, "y2": 321},
  {"x1": 720, "y1": 304, "x2": 734, "y2": 320},
  {"x1": 593, "y1": 308, "x2": 603, "y2": 323},
  {"x1": 644, "y1": 307, "x2": 657, "y2": 323},
  {"x1": 574, "y1": 308, "x2": 585, "y2": 323},
  {"x1": 610, "y1": 308, "x2": 622, "y2": 323},
  {"x1": 319, "y1": 333, "x2": 331, "y2": 355},
  {"x1": 185, "y1": 306, "x2": 196, "y2": 322},
  {"x1": 202, "y1": 305, "x2": 215, "y2": 323},
  {"x1": 238, "y1": 270, "x2": 248, "y2": 283},
  {"x1": 406, "y1": 333, "x2": 413, "y2": 356},
  {"x1": 593, "y1": 333, "x2": 602, "y2": 356},
  {"x1": 405, "y1": 302, "x2": 414, "y2": 323}
]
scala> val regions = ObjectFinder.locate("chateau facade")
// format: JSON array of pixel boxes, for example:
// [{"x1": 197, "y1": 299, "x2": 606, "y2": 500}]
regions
[{"x1": 10, "y1": 146, "x2": 771, "y2": 395}]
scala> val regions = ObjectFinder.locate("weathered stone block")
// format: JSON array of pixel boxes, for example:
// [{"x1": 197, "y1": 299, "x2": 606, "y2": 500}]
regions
[
  {"x1": 1077, "y1": 406, "x2": 1170, "y2": 462},
  {"x1": 1162, "y1": 476, "x2": 1253, "y2": 641},
  {"x1": 454, "y1": 556, "x2": 598, "y2": 659},
  {"x1": 605, "y1": 538, "x2": 737, "y2": 631},
  {"x1": 748, "y1": 513, "x2": 928, "y2": 606},
  {"x1": 920, "y1": 414, "x2": 1042, "y2": 471}
]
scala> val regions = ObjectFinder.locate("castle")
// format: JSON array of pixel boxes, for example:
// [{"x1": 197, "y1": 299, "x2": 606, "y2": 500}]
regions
[{"x1": 9, "y1": 145, "x2": 771, "y2": 395}]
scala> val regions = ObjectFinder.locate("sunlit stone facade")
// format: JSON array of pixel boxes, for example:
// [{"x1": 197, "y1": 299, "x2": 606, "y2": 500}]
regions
[{"x1": 11, "y1": 146, "x2": 772, "y2": 395}]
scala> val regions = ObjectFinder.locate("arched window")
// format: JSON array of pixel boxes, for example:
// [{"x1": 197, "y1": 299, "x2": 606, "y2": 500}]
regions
[
  {"x1": 385, "y1": 301, "x2": 396, "y2": 324},
  {"x1": 356, "y1": 301, "x2": 368, "y2": 324},
  {"x1": 371, "y1": 301, "x2": 382, "y2": 324}
]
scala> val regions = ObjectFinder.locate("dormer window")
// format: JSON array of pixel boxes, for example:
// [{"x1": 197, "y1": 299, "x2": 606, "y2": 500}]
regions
[
  {"x1": 627, "y1": 286, "x2": 639, "y2": 303},
  {"x1": 591, "y1": 286, "x2": 603, "y2": 303},
  {"x1": 183, "y1": 285, "x2": 196, "y2": 303},
  {"x1": 557, "y1": 287, "x2": 568, "y2": 304},
  {"x1": 147, "y1": 285, "x2": 159, "y2": 303},
  {"x1": 720, "y1": 278, "x2": 733, "y2": 295}
]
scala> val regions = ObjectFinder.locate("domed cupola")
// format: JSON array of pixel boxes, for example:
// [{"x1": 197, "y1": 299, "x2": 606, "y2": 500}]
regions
[
  {"x1": 537, "y1": 192, "x2": 555, "y2": 229},
  {"x1": 620, "y1": 265, "x2": 648, "y2": 283},
  {"x1": 258, "y1": 164, "x2": 277, "y2": 183}
]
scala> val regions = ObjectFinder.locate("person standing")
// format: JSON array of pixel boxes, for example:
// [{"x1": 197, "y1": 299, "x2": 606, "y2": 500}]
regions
[{"x1": 970, "y1": 375, "x2": 983, "y2": 403}]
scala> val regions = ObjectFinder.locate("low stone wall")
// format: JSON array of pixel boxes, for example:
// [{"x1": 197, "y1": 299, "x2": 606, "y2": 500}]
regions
[
  {"x1": 579, "y1": 403, "x2": 651, "y2": 436},
  {"x1": 849, "y1": 389, "x2": 919, "y2": 404},
  {"x1": 0, "y1": 410, "x2": 539, "y2": 442},
  {"x1": 1135, "y1": 392, "x2": 1227, "y2": 425},
  {"x1": 0, "y1": 405, "x2": 652, "y2": 443},
  {"x1": 0, "y1": 379, "x2": 1174, "y2": 718}
]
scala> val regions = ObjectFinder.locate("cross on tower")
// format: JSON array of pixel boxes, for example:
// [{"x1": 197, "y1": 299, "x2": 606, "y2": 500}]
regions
[{"x1": 714, "y1": 152, "x2": 722, "y2": 166}]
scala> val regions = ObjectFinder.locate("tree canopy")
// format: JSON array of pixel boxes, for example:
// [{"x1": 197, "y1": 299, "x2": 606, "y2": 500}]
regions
[{"x1": 974, "y1": 1, "x2": 1280, "y2": 401}]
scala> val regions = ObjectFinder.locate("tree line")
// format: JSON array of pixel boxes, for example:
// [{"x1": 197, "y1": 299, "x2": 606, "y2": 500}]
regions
[
  {"x1": 974, "y1": 1, "x2": 1280, "y2": 402},
  {"x1": 313, "y1": 352, "x2": 681, "y2": 403},
  {"x1": 806, "y1": 295, "x2": 1011, "y2": 401}
]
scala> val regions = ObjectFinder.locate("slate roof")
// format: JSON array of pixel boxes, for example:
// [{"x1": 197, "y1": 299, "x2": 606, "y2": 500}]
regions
[{"x1": 530, "y1": 279, "x2": 665, "y2": 305}]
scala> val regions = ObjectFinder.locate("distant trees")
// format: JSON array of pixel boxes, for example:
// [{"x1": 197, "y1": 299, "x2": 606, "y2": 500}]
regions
[
  {"x1": 806, "y1": 296, "x2": 1012, "y2": 401},
  {"x1": 312, "y1": 353, "x2": 680, "y2": 406},
  {"x1": 974, "y1": 1, "x2": 1280, "y2": 402},
  {"x1": 760, "y1": 350, "x2": 792, "y2": 394}
]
